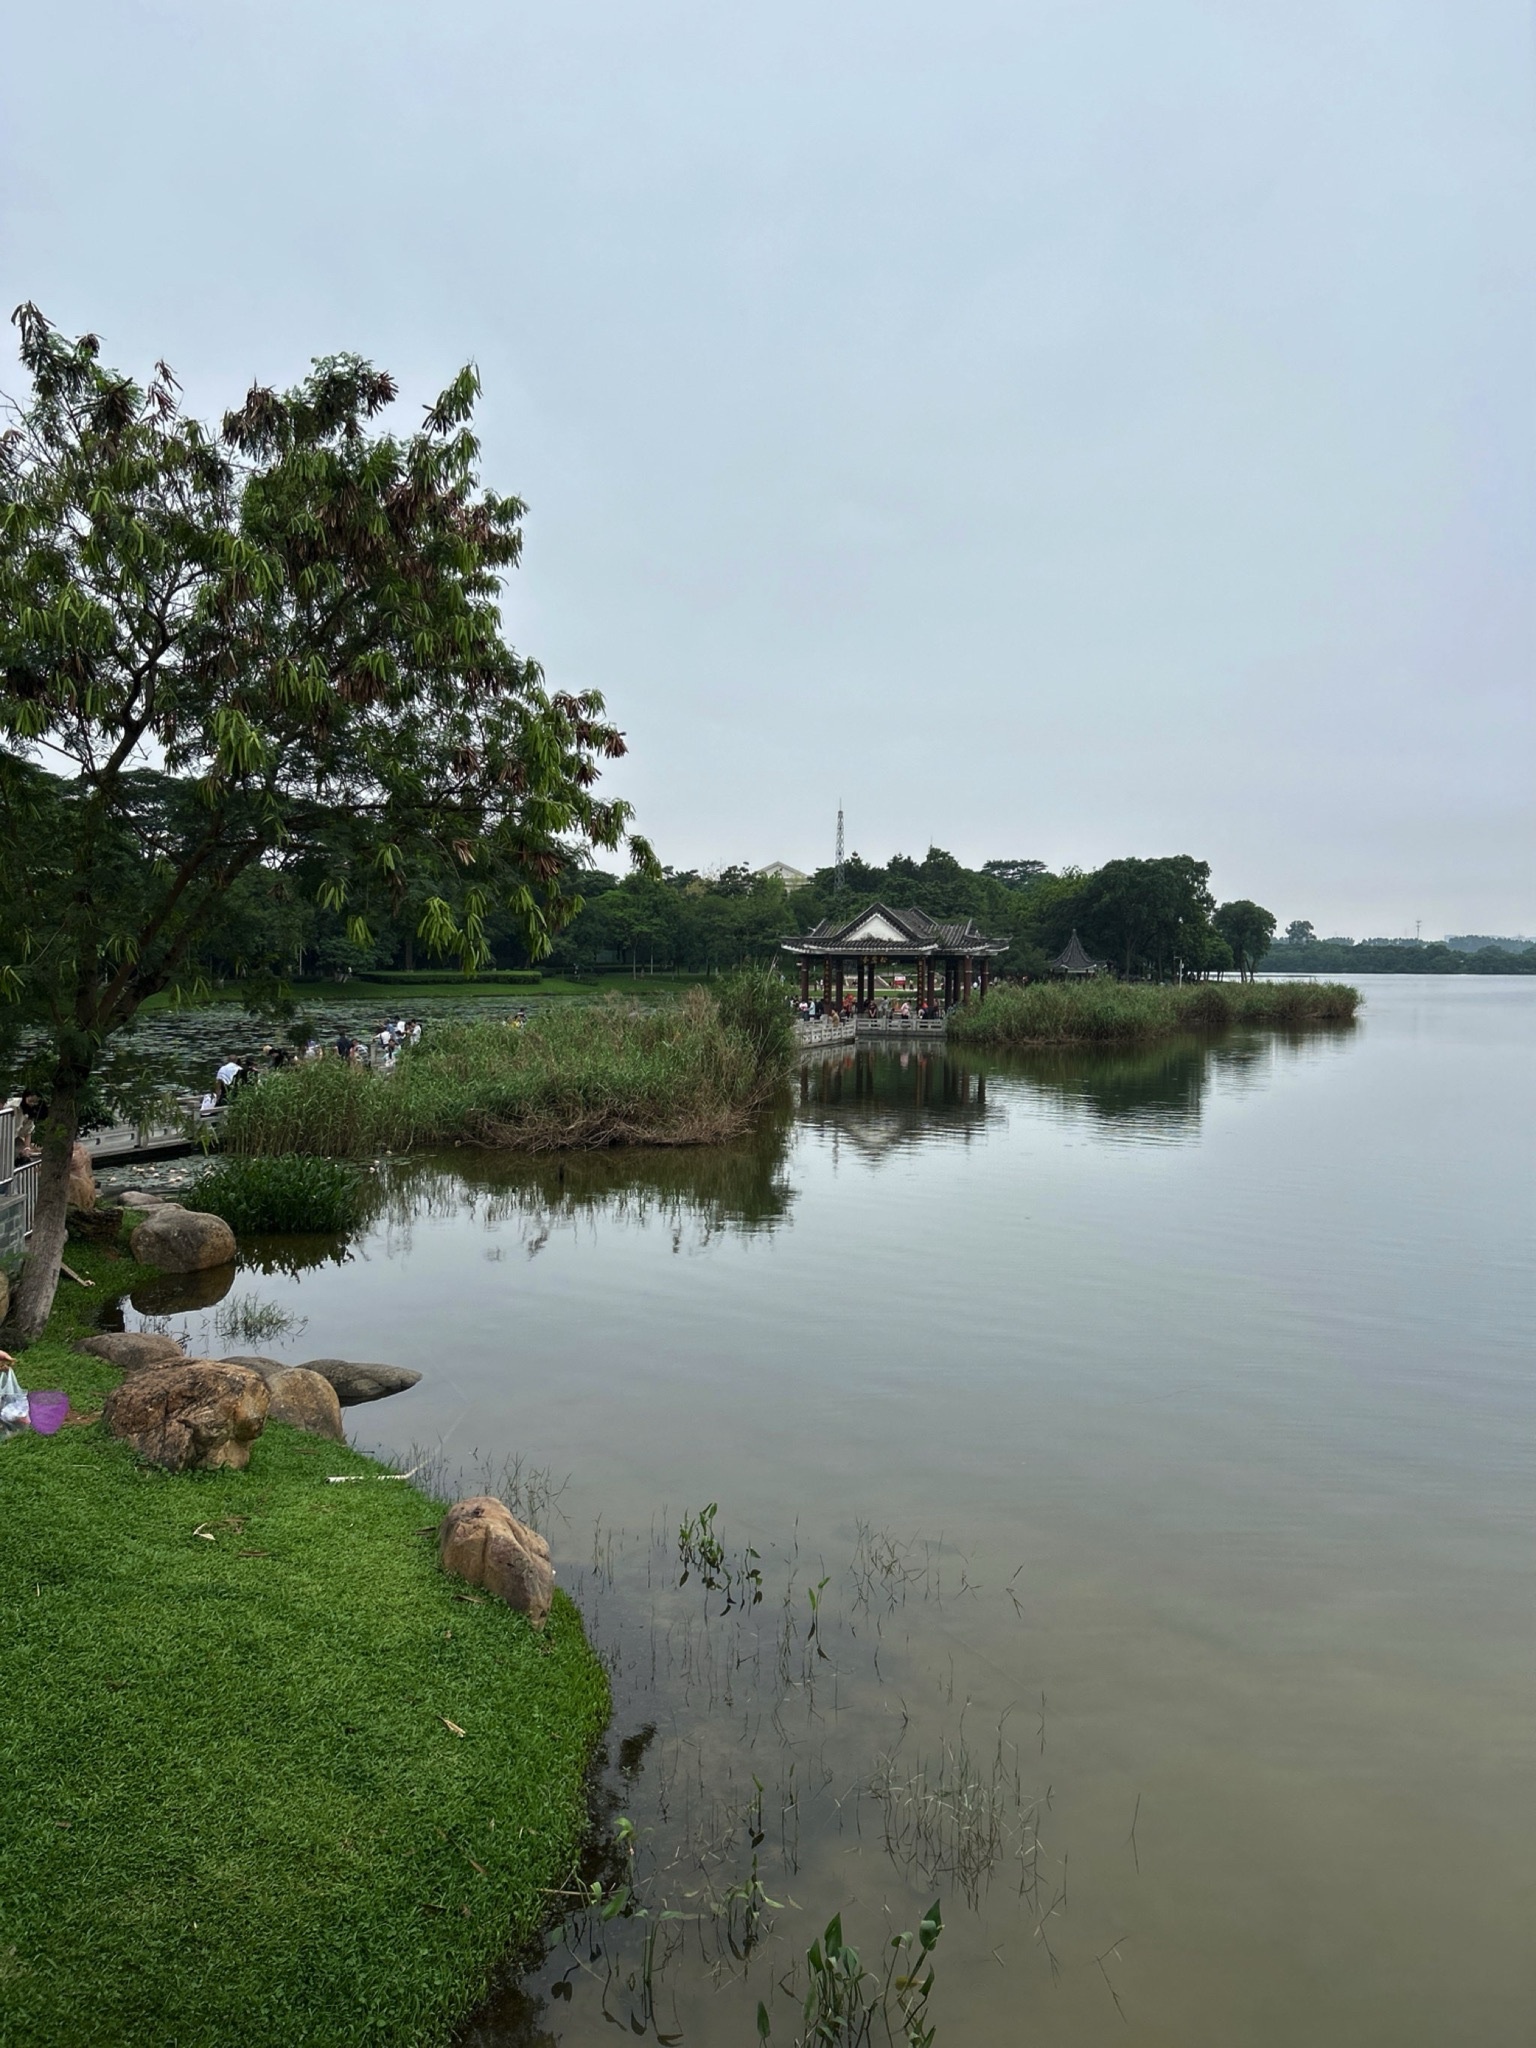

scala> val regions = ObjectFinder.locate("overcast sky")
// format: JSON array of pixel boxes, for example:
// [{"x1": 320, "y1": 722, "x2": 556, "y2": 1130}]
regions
[{"x1": 4, "y1": 2, "x2": 1532, "y2": 935}]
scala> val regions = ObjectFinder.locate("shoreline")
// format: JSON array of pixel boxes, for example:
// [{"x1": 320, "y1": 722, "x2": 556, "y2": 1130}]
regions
[{"x1": 0, "y1": 1238, "x2": 608, "y2": 2048}]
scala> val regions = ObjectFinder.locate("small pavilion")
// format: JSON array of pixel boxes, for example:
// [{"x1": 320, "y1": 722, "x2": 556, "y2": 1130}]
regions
[
  {"x1": 782, "y1": 903, "x2": 1009, "y2": 1009},
  {"x1": 1051, "y1": 930, "x2": 1097, "y2": 976}
]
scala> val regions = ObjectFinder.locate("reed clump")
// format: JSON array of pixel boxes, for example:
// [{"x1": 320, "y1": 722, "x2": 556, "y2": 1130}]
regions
[
  {"x1": 220, "y1": 979, "x2": 790, "y2": 1158},
  {"x1": 949, "y1": 977, "x2": 1360, "y2": 1047}
]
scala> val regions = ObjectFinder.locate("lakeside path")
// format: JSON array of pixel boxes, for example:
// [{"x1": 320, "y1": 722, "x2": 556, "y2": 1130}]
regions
[{"x1": 0, "y1": 1240, "x2": 609, "y2": 2048}]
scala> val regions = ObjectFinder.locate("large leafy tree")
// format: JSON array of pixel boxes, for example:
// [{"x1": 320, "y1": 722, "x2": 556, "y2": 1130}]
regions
[
  {"x1": 0, "y1": 307, "x2": 649, "y2": 1338},
  {"x1": 1214, "y1": 899, "x2": 1278, "y2": 981},
  {"x1": 1076, "y1": 856, "x2": 1216, "y2": 980}
]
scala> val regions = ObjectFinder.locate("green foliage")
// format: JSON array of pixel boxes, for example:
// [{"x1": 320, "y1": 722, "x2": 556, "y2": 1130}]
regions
[
  {"x1": 1261, "y1": 935, "x2": 1536, "y2": 975},
  {"x1": 949, "y1": 978, "x2": 1360, "y2": 1046},
  {"x1": 0, "y1": 1269, "x2": 609, "y2": 2047},
  {"x1": 189, "y1": 1154, "x2": 363, "y2": 1234},
  {"x1": 0, "y1": 305, "x2": 650, "y2": 1335},
  {"x1": 755, "y1": 1901, "x2": 943, "y2": 2047},
  {"x1": 220, "y1": 988, "x2": 787, "y2": 1157},
  {"x1": 715, "y1": 964, "x2": 796, "y2": 1073},
  {"x1": 1214, "y1": 899, "x2": 1279, "y2": 981},
  {"x1": 549, "y1": 845, "x2": 1277, "y2": 988},
  {"x1": 350, "y1": 968, "x2": 542, "y2": 986}
]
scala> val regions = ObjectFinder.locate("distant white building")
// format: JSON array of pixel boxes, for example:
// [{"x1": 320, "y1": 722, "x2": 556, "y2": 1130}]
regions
[{"x1": 755, "y1": 860, "x2": 811, "y2": 888}]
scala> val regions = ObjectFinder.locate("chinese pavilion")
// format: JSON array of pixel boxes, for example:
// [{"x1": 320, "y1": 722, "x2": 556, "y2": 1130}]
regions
[
  {"x1": 782, "y1": 903, "x2": 1009, "y2": 1009},
  {"x1": 1051, "y1": 930, "x2": 1098, "y2": 977}
]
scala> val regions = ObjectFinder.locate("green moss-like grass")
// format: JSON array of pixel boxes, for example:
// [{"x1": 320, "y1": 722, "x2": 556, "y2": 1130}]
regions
[{"x1": 0, "y1": 1245, "x2": 608, "y2": 2047}]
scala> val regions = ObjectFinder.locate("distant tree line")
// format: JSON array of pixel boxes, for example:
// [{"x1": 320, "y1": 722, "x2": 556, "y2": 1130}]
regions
[
  {"x1": 1259, "y1": 927, "x2": 1536, "y2": 975},
  {"x1": 148, "y1": 843, "x2": 1290, "y2": 984}
]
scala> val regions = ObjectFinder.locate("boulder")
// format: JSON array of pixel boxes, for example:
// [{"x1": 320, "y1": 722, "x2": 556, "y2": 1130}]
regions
[
  {"x1": 262, "y1": 1365, "x2": 345, "y2": 1442},
  {"x1": 129, "y1": 1206, "x2": 236, "y2": 1274},
  {"x1": 438, "y1": 1496, "x2": 553, "y2": 1627},
  {"x1": 102, "y1": 1359, "x2": 268, "y2": 1472},
  {"x1": 67, "y1": 1141, "x2": 97, "y2": 1212},
  {"x1": 300, "y1": 1358, "x2": 421, "y2": 1406},
  {"x1": 75, "y1": 1331, "x2": 187, "y2": 1373},
  {"x1": 217, "y1": 1354, "x2": 286, "y2": 1381}
]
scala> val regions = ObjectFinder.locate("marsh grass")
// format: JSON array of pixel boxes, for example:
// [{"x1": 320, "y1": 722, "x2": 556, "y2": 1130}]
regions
[
  {"x1": 221, "y1": 983, "x2": 789, "y2": 1158},
  {"x1": 949, "y1": 977, "x2": 1360, "y2": 1047}
]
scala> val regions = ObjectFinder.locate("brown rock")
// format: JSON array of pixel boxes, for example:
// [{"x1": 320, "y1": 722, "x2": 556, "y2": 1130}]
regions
[
  {"x1": 438, "y1": 1496, "x2": 554, "y2": 1627},
  {"x1": 75, "y1": 1331, "x2": 187, "y2": 1373},
  {"x1": 129, "y1": 1206, "x2": 236, "y2": 1274},
  {"x1": 262, "y1": 1365, "x2": 345, "y2": 1441},
  {"x1": 217, "y1": 1354, "x2": 285, "y2": 1380},
  {"x1": 102, "y1": 1360, "x2": 268, "y2": 1472},
  {"x1": 300, "y1": 1358, "x2": 421, "y2": 1405},
  {"x1": 67, "y1": 1141, "x2": 97, "y2": 1212}
]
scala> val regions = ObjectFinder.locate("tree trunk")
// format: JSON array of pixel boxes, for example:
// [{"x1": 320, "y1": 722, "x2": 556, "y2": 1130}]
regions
[
  {"x1": 6, "y1": 1080, "x2": 81, "y2": 1344},
  {"x1": 403, "y1": 930, "x2": 415, "y2": 972}
]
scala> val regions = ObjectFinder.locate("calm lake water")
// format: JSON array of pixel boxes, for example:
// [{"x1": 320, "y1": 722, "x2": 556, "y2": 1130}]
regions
[{"x1": 136, "y1": 978, "x2": 1535, "y2": 2045}]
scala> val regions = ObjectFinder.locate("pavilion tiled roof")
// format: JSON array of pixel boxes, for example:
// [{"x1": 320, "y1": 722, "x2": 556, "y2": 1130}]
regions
[
  {"x1": 781, "y1": 903, "x2": 1008, "y2": 957},
  {"x1": 1052, "y1": 929, "x2": 1096, "y2": 974}
]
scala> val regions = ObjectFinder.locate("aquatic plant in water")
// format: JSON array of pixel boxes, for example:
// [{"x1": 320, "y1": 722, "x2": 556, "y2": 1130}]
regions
[{"x1": 189, "y1": 1154, "x2": 364, "y2": 1234}]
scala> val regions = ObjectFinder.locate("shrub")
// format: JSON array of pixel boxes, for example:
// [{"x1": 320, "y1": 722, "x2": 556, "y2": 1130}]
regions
[{"x1": 190, "y1": 1154, "x2": 364, "y2": 1234}]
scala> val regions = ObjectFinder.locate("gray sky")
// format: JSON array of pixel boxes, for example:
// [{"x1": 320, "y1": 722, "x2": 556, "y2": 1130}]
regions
[{"x1": 4, "y1": 1, "x2": 1532, "y2": 935}]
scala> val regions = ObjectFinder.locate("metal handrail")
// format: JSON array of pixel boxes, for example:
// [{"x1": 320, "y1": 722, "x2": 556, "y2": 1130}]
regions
[{"x1": 13, "y1": 1158, "x2": 38, "y2": 1237}]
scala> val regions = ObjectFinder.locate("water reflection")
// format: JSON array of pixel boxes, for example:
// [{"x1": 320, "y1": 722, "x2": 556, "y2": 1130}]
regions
[
  {"x1": 796, "y1": 1047, "x2": 997, "y2": 1160},
  {"x1": 797, "y1": 1030, "x2": 1358, "y2": 1151},
  {"x1": 362, "y1": 1114, "x2": 797, "y2": 1258}
]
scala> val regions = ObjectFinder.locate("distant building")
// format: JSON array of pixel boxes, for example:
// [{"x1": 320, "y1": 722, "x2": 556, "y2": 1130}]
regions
[{"x1": 755, "y1": 861, "x2": 810, "y2": 888}]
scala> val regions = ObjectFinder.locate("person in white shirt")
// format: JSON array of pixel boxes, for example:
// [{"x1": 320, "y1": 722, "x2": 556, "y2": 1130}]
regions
[{"x1": 215, "y1": 1059, "x2": 240, "y2": 1090}]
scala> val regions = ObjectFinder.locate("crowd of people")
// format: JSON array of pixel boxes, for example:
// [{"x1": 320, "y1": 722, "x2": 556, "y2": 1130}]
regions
[
  {"x1": 197, "y1": 1018, "x2": 425, "y2": 1116},
  {"x1": 794, "y1": 991, "x2": 944, "y2": 1025}
]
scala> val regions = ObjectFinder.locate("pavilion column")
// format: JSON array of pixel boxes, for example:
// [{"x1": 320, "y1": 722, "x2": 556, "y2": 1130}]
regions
[
  {"x1": 963, "y1": 954, "x2": 973, "y2": 1004},
  {"x1": 835, "y1": 960, "x2": 844, "y2": 1007},
  {"x1": 800, "y1": 961, "x2": 809, "y2": 1004},
  {"x1": 822, "y1": 957, "x2": 832, "y2": 1004},
  {"x1": 980, "y1": 958, "x2": 990, "y2": 1001}
]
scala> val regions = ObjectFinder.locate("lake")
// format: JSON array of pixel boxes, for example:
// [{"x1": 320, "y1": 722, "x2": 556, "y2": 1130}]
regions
[{"x1": 131, "y1": 978, "x2": 1536, "y2": 2045}]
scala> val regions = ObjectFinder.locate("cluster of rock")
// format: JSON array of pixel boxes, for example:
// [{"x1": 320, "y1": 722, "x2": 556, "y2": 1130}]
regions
[
  {"x1": 77, "y1": 1331, "x2": 420, "y2": 1464},
  {"x1": 75, "y1": 1332, "x2": 550, "y2": 1621}
]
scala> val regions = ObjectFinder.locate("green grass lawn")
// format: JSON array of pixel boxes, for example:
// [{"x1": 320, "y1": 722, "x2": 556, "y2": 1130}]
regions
[{"x1": 0, "y1": 1246, "x2": 608, "y2": 2047}]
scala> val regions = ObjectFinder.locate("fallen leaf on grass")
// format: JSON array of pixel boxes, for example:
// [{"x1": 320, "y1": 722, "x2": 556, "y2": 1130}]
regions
[
  {"x1": 439, "y1": 1717, "x2": 466, "y2": 1738},
  {"x1": 452, "y1": 1593, "x2": 485, "y2": 1605},
  {"x1": 190, "y1": 1526, "x2": 216, "y2": 1542}
]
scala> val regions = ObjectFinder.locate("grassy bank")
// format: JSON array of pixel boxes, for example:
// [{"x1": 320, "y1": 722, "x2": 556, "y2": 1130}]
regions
[
  {"x1": 949, "y1": 977, "x2": 1360, "y2": 1046},
  {"x1": 222, "y1": 978, "x2": 791, "y2": 1157},
  {"x1": 0, "y1": 1243, "x2": 609, "y2": 2047}
]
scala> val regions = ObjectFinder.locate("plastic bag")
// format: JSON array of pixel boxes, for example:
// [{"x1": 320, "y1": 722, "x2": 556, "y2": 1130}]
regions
[{"x1": 0, "y1": 1364, "x2": 30, "y2": 1437}]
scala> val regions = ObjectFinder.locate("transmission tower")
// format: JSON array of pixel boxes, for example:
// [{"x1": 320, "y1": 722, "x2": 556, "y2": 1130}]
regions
[{"x1": 834, "y1": 804, "x2": 845, "y2": 894}]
